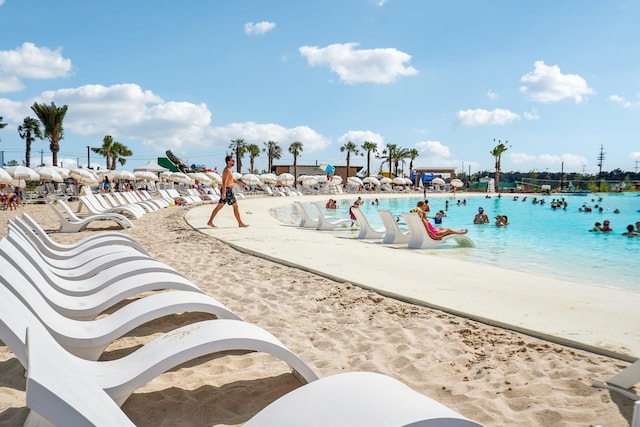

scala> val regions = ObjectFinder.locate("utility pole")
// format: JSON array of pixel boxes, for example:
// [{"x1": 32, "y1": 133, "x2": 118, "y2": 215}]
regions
[
  {"x1": 40, "y1": 149, "x2": 43, "y2": 166},
  {"x1": 87, "y1": 146, "x2": 91, "y2": 169},
  {"x1": 596, "y1": 145, "x2": 605, "y2": 192}
]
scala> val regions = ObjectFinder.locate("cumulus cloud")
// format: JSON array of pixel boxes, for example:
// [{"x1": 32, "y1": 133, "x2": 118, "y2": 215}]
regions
[
  {"x1": 299, "y1": 42, "x2": 418, "y2": 84},
  {"x1": 519, "y1": 61, "x2": 594, "y2": 103},
  {"x1": 244, "y1": 21, "x2": 276, "y2": 36},
  {"x1": 206, "y1": 122, "x2": 331, "y2": 152},
  {"x1": 454, "y1": 108, "x2": 521, "y2": 127},
  {"x1": 487, "y1": 90, "x2": 498, "y2": 100},
  {"x1": 0, "y1": 42, "x2": 73, "y2": 92},
  {"x1": 508, "y1": 151, "x2": 587, "y2": 170},
  {"x1": 523, "y1": 109, "x2": 540, "y2": 120},
  {"x1": 607, "y1": 93, "x2": 640, "y2": 108},
  {"x1": 631, "y1": 152, "x2": 640, "y2": 161},
  {"x1": 415, "y1": 140, "x2": 451, "y2": 158},
  {"x1": 337, "y1": 130, "x2": 384, "y2": 146}
]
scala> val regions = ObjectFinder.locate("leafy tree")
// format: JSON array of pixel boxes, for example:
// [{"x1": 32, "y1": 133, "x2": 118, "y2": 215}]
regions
[
  {"x1": 361, "y1": 141, "x2": 378, "y2": 176},
  {"x1": 17, "y1": 117, "x2": 43, "y2": 168},
  {"x1": 110, "y1": 142, "x2": 132, "y2": 169},
  {"x1": 391, "y1": 147, "x2": 410, "y2": 177},
  {"x1": 340, "y1": 141, "x2": 359, "y2": 177},
  {"x1": 229, "y1": 138, "x2": 246, "y2": 173},
  {"x1": 246, "y1": 143, "x2": 261, "y2": 173},
  {"x1": 30, "y1": 102, "x2": 68, "y2": 167},
  {"x1": 0, "y1": 116, "x2": 7, "y2": 130},
  {"x1": 288, "y1": 141, "x2": 303, "y2": 178},
  {"x1": 262, "y1": 140, "x2": 282, "y2": 172},
  {"x1": 379, "y1": 143, "x2": 398, "y2": 177},
  {"x1": 91, "y1": 135, "x2": 115, "y2": 169},
  {"x1": 406, "y1": 148, "x2": 419, "y2": 180},
  {"x1": 490, "y1": 139, "x2": 509, "y2": 192}
]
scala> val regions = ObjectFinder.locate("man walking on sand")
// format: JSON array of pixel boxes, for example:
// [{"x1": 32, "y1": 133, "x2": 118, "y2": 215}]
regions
[{"x1": 207, "y1": 155, "x2": 249, "y2": 228}]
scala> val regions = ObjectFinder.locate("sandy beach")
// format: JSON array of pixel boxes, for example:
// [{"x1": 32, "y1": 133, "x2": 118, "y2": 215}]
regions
[{"x1": 0, "y1": 196, "x2": 638, "y2": 426}]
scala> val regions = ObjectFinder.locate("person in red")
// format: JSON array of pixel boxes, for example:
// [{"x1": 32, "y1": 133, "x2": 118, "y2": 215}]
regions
[{"x1": 423, "y1": 199, "x2": 431, "y2": 213}]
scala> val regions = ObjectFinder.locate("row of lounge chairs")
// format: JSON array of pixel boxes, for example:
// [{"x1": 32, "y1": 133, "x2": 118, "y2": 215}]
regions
[
  {"x1": 0, "y1": 213, "x2": 484, "y2": 426},
  {"x1": 294, "y1": 202, "x2": 475, "y2": 249}
]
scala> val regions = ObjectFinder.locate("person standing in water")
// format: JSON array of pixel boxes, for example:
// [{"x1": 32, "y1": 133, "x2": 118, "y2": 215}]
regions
[{"x1": 207, "y1": 155, "x2": 249, "y2": 228}]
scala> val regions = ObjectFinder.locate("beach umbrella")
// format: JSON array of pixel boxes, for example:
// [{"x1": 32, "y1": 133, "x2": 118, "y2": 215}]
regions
[
  {"x1": 232, "y1": 172, "x2": 243, "y2": 181},
  {"x1": 188, "y1": 172, "x2": 212, "y2": 185},
  {"x1": 277, "y1": 173, "x2": 295, "y2": 186},
  {"x1": 134, "y1": 171, "x2": 159, "y2": 181},
  {"x1": 0, "y1": 168, "x2": 12, "y2": 185},
  {"x1": 160, "y1": 171, "x2": 174, "y2": 179},
  {"x1": 111, "y1": 170, "x2": 136, "y2": 181},
  {"x1": 432, "y1": 177, "x2": 445, "y2": 185},
  {"x1": 347, "y1": 176, "x2": 363, "y2": 186},
  {"x1": 330, "y1": 175, "x2": 343, "y2": 185},
  {"x1": 35, "y1": 166, "x2": 64, "y2": 183},
  {"x1": 393, "y1": 177, "x2": 406, "y2": 185},
  {"x1": 70, "y1": 168, "x2": 98, "y2": 185},
  {"x1": 404, "y1": 178, "x2": 413, "y2": 185},
  {"x1": 11, "y1": 179, "x2": 26, "y2": 188},
  {"x1": 451, "y1": 178, "x2": 464, "y2": 188},
  {"x1": 241, "y1": 173, "x2": 263, "y2": 187},
  {"x1": 205, "y1": 171, "x2": 222, "y2": 184},
  {"x1": 297, "y1": 175, "x2": 318, "y2": 186},
  {"x1": 319, "y1": 163, "x2": 335, "y2": 174},
  {"x1": 6, "y1": 165, "x2": 40, "y2": 181},
  {"x1": 380, "y1": 177, "x2": 392, "y2": 185},
  {"x1": 259, "y1": 173, "x2": 277, "y2": 184},
  {"x1": 170, "y1": 172, "x2": 191, "y2": 184},
  {"x1": 363, "y1": 176, "x2": 380, "y2": 187}
]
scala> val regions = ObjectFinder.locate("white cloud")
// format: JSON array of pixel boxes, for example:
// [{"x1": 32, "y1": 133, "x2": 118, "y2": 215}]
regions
[
  {"x1": 631, "y1": 152, "x2": 640, "y2": 161},
  {"x1": 244, "y1": 21, "x2": 276, "y2": 36},
  {"x1": 519, "y1": 61, "x2": 594, "y2": 103},
  {"x1": 299, "y1": 42, "x2": 418, "y2": 84},
  {"x1": 0, "y1": 42, "x2": 72, "y2": 93},
  {"x1": 487, "y1": 90, "x2": 498, "y2": 100},
  {"x1": 414, "y1": 140, "x2": 450, "y2": 158},
  {"x1": 508, "y1": 152, "x2": 537, "y2": 164},
  {"x1": 607, "y1": 93, "x2": 640, "y2": 108},
  {"x1": 523, "y1": 109, "x2": 540, "y2": 120},
  {"x1": 337, "y1": 130, "x2": 384, "y2": 146},
  {"x1": 454, "y1": 108, "x2": 521, "y2": 127},
  {"x1": 206, "y1": 122, "x2": 332, "y2": 153},
  {"x1": 508, "y1": 152, "x2": 587, "y2": 170}
]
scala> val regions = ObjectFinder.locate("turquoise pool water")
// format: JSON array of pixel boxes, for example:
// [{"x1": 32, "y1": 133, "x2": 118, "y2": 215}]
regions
[{"x1": 275, "y1": 193, "x2": 640, "y2": 291}]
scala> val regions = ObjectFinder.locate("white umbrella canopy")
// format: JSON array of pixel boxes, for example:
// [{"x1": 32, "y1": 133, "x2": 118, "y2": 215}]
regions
[
  {"x1": 69, "y1": 168, "x2": 97, "y2": 185},
  {"x1": 362, "y1": 176, "x2": 380, "y2": 187},
  {"x1": 297, "y1": 175, "x2": 318, "y2": 186},
  {"x1": 259, "y1": 173, "x2": 277, "y2": 184},
  {"x1": 241, "y1": 173, "x2": 263, "y2": 187},
  {"x1": 380, "y1": 177, "x2": 392, "y2": 184},
  {"x1": 392, "y1": 177, "x2": 406, "y2": 185},
  {"x1": 189, "y1": 172, "x2": 212, "y2": 185},
  {"x1": 134, "y1": 171, "x2": 159, "y2": 181},
  {"x1": 432, "y1": 177, "x2": 446, "y2": 185},
  {"x1": 277, "y1": 173, "x2": 295, "y2": 186},
  {"x1": 205, "y1": 171, "x2": 222, "y2": 184},
  {"x1": 110, "y1": 170, "x2": 136, "y2": 181},
  {"x1": 6, "y1": 165, "x2": 40, "y2": 181},
  {"x1": 232, "y1": 172, "x2": 243, "y2": 181},
  {"x1": 35, "y1": 166, "x2": 64, "y2": 183},
  {"x1": 347, "y1": 176, "x2": 363, "y2": 186},
  {"x1": 314, "y1": 174, "x2": 327, "y2": 184},
  {"x1": 330, "y1": 175, "x2": 343, "y2": 185},
  {"x1": 170, "y1": 172, "x2": 191, "y2": 184},
  {"x1": 451, "y1": 178, "x2": 464, "y2": 188},
  {"x1": 404, "y1": 178, "x2": 413, "y2": 185},
  {"x1": 11, "y1": 179, "x2": 26, "y2": 188},
  {"x1": 0, "y1": 168, "x2": 13, "y2": 185}
]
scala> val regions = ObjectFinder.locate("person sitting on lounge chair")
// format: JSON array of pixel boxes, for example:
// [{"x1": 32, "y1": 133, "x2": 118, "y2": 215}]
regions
[{"x1": 413, "y1": 203, "x2": 467, "y2": 240}]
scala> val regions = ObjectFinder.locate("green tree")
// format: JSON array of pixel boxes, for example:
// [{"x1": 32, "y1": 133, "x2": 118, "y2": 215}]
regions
[
  {"x1": 361, "y1": 141, "x2": 378, "y2": 176},
  {"x1": 340, "y1": 141, "x2": 359, "y2": 177},
  {"x1": 379, "y1": 143, "x2": 398, "y2": 177},
  {"x1": 288, "y1": 141, "x2": 303, "y2": 178},
  {"x1": 110, "y1": 142, "x2": 132, "y2": 169},
  {"x1": 262, "y1": 140, "x2": 282, "y2": 172},
  {"x1": 490, "y1": 139, "x2": 510, "y2": 192},
  {"x1": 391, "y1": 147, "x2": 410, "y2": 177},
  {"x1": 30, "y1": 102, "x2": 68, "y2": 167},
  {"x1": 246, "y1": 143, "x2": 261, "y2": 173},
  {"x1": 0, "y1": 116, "x2": 7, "y2": 131},
  {"x1": 229, "y1": 138, "x2": 246, "y2": 173},
  {"x1": 17, "y1": 117, "x2": 43, "y2": 168},
  {"x1": 406, "y1": 148, "x2": 419, "y2": 181},
  {"x1": 91, "y1": 135, "x2": 115, "y2": 169}
]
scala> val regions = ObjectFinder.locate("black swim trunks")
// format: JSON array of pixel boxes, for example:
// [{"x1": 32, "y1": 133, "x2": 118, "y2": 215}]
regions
[{"x1": 219, "y1": 187, "x2": 237, "y2": 205}]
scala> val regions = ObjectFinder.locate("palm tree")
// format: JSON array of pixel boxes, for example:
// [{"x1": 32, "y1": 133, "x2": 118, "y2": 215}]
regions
[
  {"x1": 91, "y1": 135, "x2": 115, "y2": 169},
  {"x1": 109, "y1": 142, "x2": 132, "y2": 169},
  {"x1": 17, "y1": 117, "x2": 43, "y2": 168},
  {"x1": 0, "y1": 116, "x2": 7, "y2": 130},
  {"x1": 391, "y1": 147, "x2": 410, "y2": 177},
  {"x1": 379, "y1": 143, "x2": 397, "y2": 177},
  {"x1": 361, "y1": 141, "x2": 378, "y2": 176},
  {"x1": 229, "y1": 138, "x2": 246, "y2": 173},
  {"x1": 490, "y1": 139, "x2": 510, "y2": 192},
  {"x1": 406, "y1": 148, "x2": 419, "y2": 182},
  {"x1": 30, "y1": 102, "x2": 68, "y2": 167},
  {"x1": 262, "y1": 140, "x2": 282, "y2": 172},
  {"x1": 246, "y1": 143, "x2": 261, "y2": 173},
  {"x1": 340, "y1": 141, "x2": 360, "y2": 178},
  {"x1": 288, "y1": 141, "x2": 303, "y2": 178}
]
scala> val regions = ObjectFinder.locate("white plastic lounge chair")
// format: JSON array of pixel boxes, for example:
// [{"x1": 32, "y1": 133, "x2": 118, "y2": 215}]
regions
[
  {"x1": 311, "y1": 203, "x2": 353, "y2": 231},
  {"x1": 78, "y1": 194, "x2": 144, "y2": 219},
  {"x1": 1, "y1": 236, "x2": 191, "y2": 297},
  {"x1": 24, "y1": 329, "x2": 481, "y2": 427},
  {"x1": 378, "y1": 209, "x2": 411, "y2": 244},
  {"x1": 351, "y1": 207, "x2": 385, "y2": 239},
  {"x1": 593, "y1": 359, "x2": 640, "y2": 400},
  {"x1": 46, "y1": 198, "x2": 133, "y2": 233},
  {"x1": 0, "y1": 289, "x2": 318, "y2": 405},
  {"x1": 109, "y1": 192, "x2": 157, "y2": 213},
  {"x1": 12, "y1": 213, "x2": 149, "y2": 257},
  {"x1": 137, "y1": 189, "x2": 171, "y2": 207},
  {"x1": 401, "y1": 212, "x2": 475, "y2": 249},
  {"x1": 245, "y1": 371, "x2": 483, "y2": 427},
  {"x1": 122, "y1": 190, "x2": 167, "y2": 210},
  {"x1": 293, "y1": 201, "x2": 319, "y2": 228}
]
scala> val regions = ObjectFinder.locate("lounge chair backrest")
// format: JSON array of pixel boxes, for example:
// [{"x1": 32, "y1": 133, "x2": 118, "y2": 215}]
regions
[{"x1": 378, "y1": 210, "x2": 410, "y2": 244}]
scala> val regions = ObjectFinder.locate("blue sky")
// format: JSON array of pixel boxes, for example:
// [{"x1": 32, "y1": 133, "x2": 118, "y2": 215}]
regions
[{"x1": 0, "y1": 0, "x2": 638, "y2": 175}]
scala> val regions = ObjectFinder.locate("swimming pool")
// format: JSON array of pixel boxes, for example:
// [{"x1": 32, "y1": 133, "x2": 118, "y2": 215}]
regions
[{"x1": 274, "y1": 193, "x2": 640, "y2": 291}]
